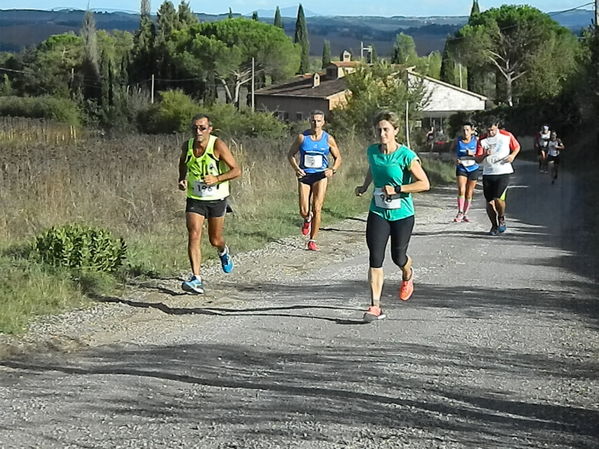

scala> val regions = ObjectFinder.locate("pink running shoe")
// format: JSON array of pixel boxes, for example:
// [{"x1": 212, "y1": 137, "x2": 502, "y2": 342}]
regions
[
  {"x1": 453, "y1": 212, "x2": 464, "y2": 223},
  {"x1": 301, "y1": 219, "x2": 311, "y2": 236},
  {"x1": 363, "y1": 305, "x2": 386, "y2": 322},
  {"x1": 307, "y1": 240, "x2": 319, "y2": 251},
  {"x1": 399, "y1": 268, "x2": 414, "y2": 301}
]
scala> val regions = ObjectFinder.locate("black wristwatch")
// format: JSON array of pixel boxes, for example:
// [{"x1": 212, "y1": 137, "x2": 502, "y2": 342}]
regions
[{"x1": 394, "y1": 185, "x2": 402, "y2": 194}]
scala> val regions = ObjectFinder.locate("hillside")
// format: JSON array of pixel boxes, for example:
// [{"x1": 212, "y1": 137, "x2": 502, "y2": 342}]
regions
[{"x1": 0, "y1": 8, "x2": 593, "y2": 55}]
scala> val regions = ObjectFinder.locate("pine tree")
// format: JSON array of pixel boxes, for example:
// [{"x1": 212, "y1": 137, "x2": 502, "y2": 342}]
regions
[
  {"x1": 470, "y1": 0, "x2": 480, "y2": 21},
  {"x1": 294, "y1": 4, "x2": 310, "y2": 74},
  {"x1": 130, "y1": 0, "x2": 156, "y2": 84},
  {"x1": 274, "y1": 6, "x2": 283, "y2": 28},
  {"x1": 177, "y1": 1, "x2": 198, "y2": 26},
  {"x1": 228, "y1": 7, "x2": 233, "y2": 19},
  {"x1": 321, "y1": 40, "x2": 331, "y2": 68},
  {"x1": 370, "y1": 45, "x2": 378, "y2": 63},
  {"x1": 252, "y1": 11, "x2": 259, "y2": 21},
  {"x1": 80, "y1": 10, "x2": 101, "y2": 101}
]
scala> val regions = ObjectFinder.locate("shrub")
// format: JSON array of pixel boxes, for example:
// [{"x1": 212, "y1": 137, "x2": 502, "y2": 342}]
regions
[
  {"x1": 33, "y1": 224, "x2": 126, "y2": 273},
  {"x1": 0, "y1": 95, "x2": 81, "y2": 126},
  {"x1": 140, "y1": 89, "x2": 200, "y2": 134}
]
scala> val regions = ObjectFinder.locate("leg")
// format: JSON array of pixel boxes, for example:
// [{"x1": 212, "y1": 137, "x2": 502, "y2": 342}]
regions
[
  {"x1": 366, "y1": 212, "x2": 391, "y2": 306},
  {"x1": 207, "y1": 215, "x2": 226, "y2": 251},
  {"x1": 482, "y1": 176, "x2": 498, "y2": 229},
  {"x1": 309, "y1": 177, "x2": 329, "y2": 241},
  {"x1": 186, "y1": 212, "x2": 205, "y2": 276},
  {"x1": 464, "y1": 178, "x2": 478, "y2": 216},
  {"x1": 389, "y1": 215, "x2": 415, "y2": 280},
  {"x1": 298, "y1": 182, "x2": 312, "y2": 221},
  {"x1": 486, "y1": 201, "x2": 498, "y2": 227},
  {"x1": 455, "y1": 174, "x2": 466, "y2": 221}
]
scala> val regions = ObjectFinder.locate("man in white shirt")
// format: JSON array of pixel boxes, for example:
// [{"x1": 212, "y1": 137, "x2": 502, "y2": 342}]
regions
[{"x1": 476, "y1": 118, "x2": 521, "y2": 236}]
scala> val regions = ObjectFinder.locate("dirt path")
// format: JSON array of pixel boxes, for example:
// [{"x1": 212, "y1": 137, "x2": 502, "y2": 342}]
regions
[{"x1": 0, "y1": 160, "x2": 597, "y2": 448}]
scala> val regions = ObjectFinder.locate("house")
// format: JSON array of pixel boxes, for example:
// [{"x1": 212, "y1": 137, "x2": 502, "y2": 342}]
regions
[{"x1": 255, "y1": 52, "x2": 487, "y2": 125}]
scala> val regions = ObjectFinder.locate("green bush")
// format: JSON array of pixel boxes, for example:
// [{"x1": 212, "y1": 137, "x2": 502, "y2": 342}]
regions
[
  {"x1": 33, "y1": 224, "x2": 126, "y2": 273},
  {"x1": 140, "y1": 89, "x2": 201, "y2": 134},
  {"x1": 0, "y1": 95, "x2": 81, "y2": 126}
]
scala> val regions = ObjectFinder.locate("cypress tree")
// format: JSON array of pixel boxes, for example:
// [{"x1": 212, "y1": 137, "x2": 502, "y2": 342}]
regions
[
  {"x1": 321, "y1": 40, "x2": 331, "y2": 68},
  {"x1": 228, "y1": 7, "x2": 233, "y2": 19},
  {"x1": 252, "y1": 11, "x2": 258, "y2": 21},
  {"x1": 177, "y1": 1, "x2": 198, "y2": 26},
  {"x1": 274, "y1": 6, "x2": 283, "y2": 28},
  {"x1": 470, "y1": 0, "x2": 480, "y2": 21},
  {"x1": 130, "y1": 0, "x2": 156, "y2": 84},
  {"x1": 80, "y1": 10, "x2": 101, "y2": 101},
  {"x1": 294, "y1": 4, "x2": 310, "y2": 74},
  {"x1": 370, "y1": 45, "x2": 378, "y2": 63}
]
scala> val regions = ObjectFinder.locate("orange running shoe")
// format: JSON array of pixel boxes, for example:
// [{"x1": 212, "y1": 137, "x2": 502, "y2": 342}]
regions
[
  {"x1": 363, "y1": 305, "x2": 386, "y2": 322},
  {"x1": 307, "y1": 240, "x2": 319, "y2": 251},
  {"x1": 301, "y1": 219, "x2": 311, "y2": 236},
  {"x1": 399, "y1": 268, "x2": 414, "y2": 301}
]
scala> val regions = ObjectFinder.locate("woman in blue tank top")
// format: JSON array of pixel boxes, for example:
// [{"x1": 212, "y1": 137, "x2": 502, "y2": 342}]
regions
[{"x1": 450, "y1": 122, "x2": 479, "y2": 223}]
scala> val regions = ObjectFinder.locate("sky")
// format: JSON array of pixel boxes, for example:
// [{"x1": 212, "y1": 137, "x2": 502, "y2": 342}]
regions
[{"x1": 0, "y1": 0, "x2": 592, "y2": 17}]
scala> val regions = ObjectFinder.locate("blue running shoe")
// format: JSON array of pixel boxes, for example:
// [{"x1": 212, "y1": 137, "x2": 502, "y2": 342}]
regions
[
  {"x1": 498, "y1": 217, "x2": 507, "y2": 233},
  {"x1": 489, "y1": 227, "x2": 499, "y2": 236},
  {"x1": 182, "y1": 275, "x2": 204, "y2": 294},
  {"x1": 219, "y1": 247, "x2": 234, "y2": 273}
]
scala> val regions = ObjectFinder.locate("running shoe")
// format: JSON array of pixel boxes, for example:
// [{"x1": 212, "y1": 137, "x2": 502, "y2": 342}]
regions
[
  {"x1": 301, "y1": 219, "x2": 311, "y2": 236},
  {"x1": 219, "y1": 248, "x2": 234, "y2": 273},
  {"x1": 399, "y1": 269, "x2": 414, "y2": 301},
  {"x1": 489, "y1": 226, "x2": 499, "y2": 236},
  {"x1": 307, "y1": 240, "x2": 319, "y2": 251},
  {"x1": 363, "y1": 305, "x2": 386, "y2": 322},
  {"x1": 181, "y1": 275, "x2": 204, "y2": 294},
  {"x1": 462, "y1": 215, "x2": 471, "y2": 223},
  {"x1": 497, "y1": 218, "x2": 507, "y2": 233},
  {"x1": 453, "y1": 212, "x2": 464, "y2": 223}
]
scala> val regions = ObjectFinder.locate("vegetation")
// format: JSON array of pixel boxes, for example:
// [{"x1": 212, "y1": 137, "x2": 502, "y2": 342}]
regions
[{"x1": 294, "y1": 4, "x2": 310, "y2": 74}]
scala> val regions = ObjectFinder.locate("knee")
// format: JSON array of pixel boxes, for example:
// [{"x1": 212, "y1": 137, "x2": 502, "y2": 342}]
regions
[
  {"x1": 188, "y1": 229, "x2": 201, "y2": 243},
  {"x1": 209, "y1": 235, "x2": 224, "y2": 248}
]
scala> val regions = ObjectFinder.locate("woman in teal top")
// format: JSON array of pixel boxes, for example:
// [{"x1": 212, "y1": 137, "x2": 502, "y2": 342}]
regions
[{"x1": 355, "y1": 111, "x2": 430, "y2": 322}]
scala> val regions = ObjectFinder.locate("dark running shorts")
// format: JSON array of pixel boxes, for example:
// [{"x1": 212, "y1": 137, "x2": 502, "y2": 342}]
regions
[
  {"x1": 547, "y1": 155, "x2": 560, "y2": 165},
  {"x1": 299, "y1": 171, "x2": 327, "y2": 185},
  {"x1": 482, "y1": 174, "x2": 510, "y2": 202},
  {"x1": 456, "y1": 167, "x2": 480, "y2": 181},
  {"x1": 186, "y1": 198, "x2": 228, "y2": 218}
]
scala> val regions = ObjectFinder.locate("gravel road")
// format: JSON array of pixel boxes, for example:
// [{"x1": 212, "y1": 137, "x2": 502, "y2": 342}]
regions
[{"x1": 1, "y1": 160, "x2": 598, "y2": 449}]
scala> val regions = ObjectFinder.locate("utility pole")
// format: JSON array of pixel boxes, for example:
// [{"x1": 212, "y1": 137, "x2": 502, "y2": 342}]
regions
[
  {"x1": 405, "y1": 102, "x2": 410, "y2": 147},
  {"x1": 251, "y1": 57, "x2": 255, "y2": 112},
  {"x1": 596, "y1": 0, "x2": 599, "y2": 28},
  {"x1": 150, "y1": 74, "x2": 155, "y2": 104}
]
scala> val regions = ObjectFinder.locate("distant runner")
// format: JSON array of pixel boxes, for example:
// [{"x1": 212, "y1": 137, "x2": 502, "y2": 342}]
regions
[
  {"x1": 178, "y1": 114, "x2": 242, "y2": 294},
  {"x1": 287, "y1": 110, "x2": 342, "y2": 251},
  {"x1": 546, "y1": 131, "x2": 565, "y2": 184},
  {"x1": 476, "y1": 117, "x2": 520, "y2": 236},
  {"x1": 450, "y1": 122, "x2": 479, "y2": 223},
  {"x1": 355, "y1": 110, "x2": 430, "y2": 322},
  {"x1": 534, "y1": 125, "x2": 551, "y2": 173}
]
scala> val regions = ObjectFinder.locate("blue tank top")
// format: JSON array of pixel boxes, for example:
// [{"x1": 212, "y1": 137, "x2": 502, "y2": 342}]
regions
[
  {"x1": 456, "y1": 136, "x2": 479, "y2": 172},
  {"x1": 299, "y1": 130, "x2": 330, "y2": 173}
]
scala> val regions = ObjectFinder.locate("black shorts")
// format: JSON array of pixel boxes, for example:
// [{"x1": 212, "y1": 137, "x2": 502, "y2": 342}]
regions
[
  {"x1": 299, "y1": 171, "x2": 327, "y2": 186},
  {"x1": 482, "y1": 174, "x2": 510, "y2": 202},
  {"x1": 186, "y1": 198, "x2": 228, "y2": 218},
  {"x1": 547, "y1": 155, "x2": 560, "y2": 165},
  {"x1": 456, "y1": 167, "x2": 480, "y2": 181}
]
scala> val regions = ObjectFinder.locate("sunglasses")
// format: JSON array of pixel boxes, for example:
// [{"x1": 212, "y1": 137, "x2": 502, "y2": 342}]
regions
[{"x1": 192, "y1": 125, "x2": 210, "y2": 131}]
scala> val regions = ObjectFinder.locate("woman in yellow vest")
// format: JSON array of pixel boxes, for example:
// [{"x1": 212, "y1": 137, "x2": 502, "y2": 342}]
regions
[{"x1": 178, "y1": 114, "x2": 242, "y2": 294}]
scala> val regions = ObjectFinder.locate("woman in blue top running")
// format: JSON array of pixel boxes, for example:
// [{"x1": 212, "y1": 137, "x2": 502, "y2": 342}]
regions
[
  {"x1": 355, "y1": 111, "x2": 430, "y2": 322},
  {"x1": 450, "y1": 122, "x2": 479, "y2": 223}
]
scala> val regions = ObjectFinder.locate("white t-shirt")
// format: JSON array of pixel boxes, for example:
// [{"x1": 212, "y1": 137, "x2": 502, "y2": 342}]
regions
[
  {"x1": 479, "y1": 133, "x2": 514, "y2": 175},
  {"x1": 547, "y1": 139, "x2": 562, "y2": 157}
]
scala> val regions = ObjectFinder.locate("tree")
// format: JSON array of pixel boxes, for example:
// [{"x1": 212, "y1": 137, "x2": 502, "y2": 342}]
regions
[
  {"x1": 274, "y1": 6, "x2": 283, "y2": 29},
  {"x1": 391, "y1": 33, "x2": 418, "y2": 65},
  {"x1": 370, "y1": 45, "x2": 378, "y2": 63},
  {"x1": 252, "y1": 11, "x2": 259, "y2": 21},
  {"x1": 177, "y1": 1, "x2": 198, "y2": 27},
  {"x1": 228, "y1": 8, "x2": 233, "y2": 19},
  {"x1": 294, "y1": 4, "x2": 310, "y2": 73},
  {"x1": 470, "y1": 0, "x2": 480, "y2": 19},
  {"x1": 172, "y1": 18, "x2": 299, "y2": 105},
  {"x1": 455, "y1": 5, "x2": 579, "y2": 105},
  {"x1": 130, "y1": 0, "x2": 156, "y2": 84},
  {"x1": 440, "y1": 40, "x2": 460, "y2": 86},
  {"x1": 321, "y1": 40, "x2": 331, "y2": 68},
  {"x1": 80, "y1": 10, "x2": 101, "y2": 101}
]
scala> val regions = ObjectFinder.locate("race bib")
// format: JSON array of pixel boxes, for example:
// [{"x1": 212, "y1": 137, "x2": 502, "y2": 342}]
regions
[
  {"x1": 303, "y1": 154, "x2": 323, "y2": 169},
  {"x1": 459, "y1": 159, "x2": 476, "y2": 167},
  {"x1": 192, "y1": 180, "x2": 216, "y2": 198},
  {"x1": 373, "y1": 187, "x2": 402, "y2": 210}
]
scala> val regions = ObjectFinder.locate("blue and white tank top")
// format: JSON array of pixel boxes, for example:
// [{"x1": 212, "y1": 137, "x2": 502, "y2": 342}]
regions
[
  {"x1": 456, "y1": 136, "x2": 479, "y2": 172},
  {"x1": 299, "y1": 130, "x2": 330, "y2": 173}
]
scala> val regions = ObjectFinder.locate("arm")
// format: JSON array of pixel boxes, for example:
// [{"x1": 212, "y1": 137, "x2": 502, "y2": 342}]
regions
[
  {"x1": 325, "y1": 135, "x2": 342, "y2": 177},
  {"x1": 204, "y1": 138, "x2": 242, "y2": 186},
  {"x1": 504, "y1": 132, "x2": 520, "y2": 163},
  {"x1": 178, "y1": 142, "x2": 188, "y2": 191},
  {"x1": 384, "y1": 158, "x2": 430, "y2": 196},
  {"x1": 556, "y1": 139, "x2": 565, "y2": 151},
  {"x1": 287, "y1": 135, "x2": 305, "y2": 178},
  {"x1": 355, "y1": 168, "x2": 372, "y2": 196}
]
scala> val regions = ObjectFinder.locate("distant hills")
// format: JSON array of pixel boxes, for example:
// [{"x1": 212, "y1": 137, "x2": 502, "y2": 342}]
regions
[{"x1": 0, "y1": 8, "x2": 593, "y2": 56}]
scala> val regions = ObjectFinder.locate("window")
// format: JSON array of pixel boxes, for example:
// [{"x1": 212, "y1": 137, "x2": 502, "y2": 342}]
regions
[{"x1": 296, "y1": 112, "x2": 304, "y2": 120}]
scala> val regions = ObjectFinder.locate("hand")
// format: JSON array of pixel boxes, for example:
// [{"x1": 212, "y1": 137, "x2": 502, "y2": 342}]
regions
[
  {"x1": 178, "y1": 179, "x2": 187, "y2": 191},
  {"x1": 467, "y1": 150, "x2": 475, "y2": 156},
  {"x1": 203, "y1": 175, "x2": 219, "y2": 186},
  {"x1": 503, "y1": 154, "x2": 514, "y2": 163},
  {"x1": 355, "y1": 185, "x2": 367, "y2": 196},
  {"x1": 325, "y1": 168, "x2": 334, "y2": 178},
  {"x1": 383, "y1": 185, "x2": 396, "y2": 196},
  {"x1": 296, "y1": 168, "x2": 306, "y2": 178}
]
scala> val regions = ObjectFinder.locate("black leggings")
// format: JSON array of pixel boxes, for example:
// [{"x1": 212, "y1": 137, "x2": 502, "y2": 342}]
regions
[{"x1": 366, "y1": 212, "x2": 415, "y2": 268}]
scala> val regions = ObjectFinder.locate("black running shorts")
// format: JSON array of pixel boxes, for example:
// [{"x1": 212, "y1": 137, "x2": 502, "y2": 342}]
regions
[
  {"x1": 186, "y1": 198, "x2": 228, "y2": 218},
  {"x1": 299, "y1": 171, "x2": 327, "y2": 185},
  {"x1": 456, "y1": 167, "x2": 480, "y2": 181},
  {"x1": 482, "y1": 174, "x2": 510, "y2": 202}
]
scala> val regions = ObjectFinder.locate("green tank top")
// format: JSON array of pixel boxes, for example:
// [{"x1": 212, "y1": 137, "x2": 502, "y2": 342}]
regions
[
  {"x1": 367, "y1": 143, "x2": 418, "y2": 221},
  {"x1": 185, "y1": 135, "x2": 230, "y2": 201}
]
